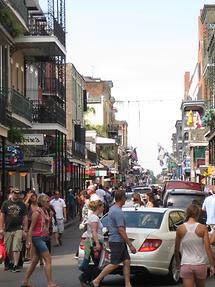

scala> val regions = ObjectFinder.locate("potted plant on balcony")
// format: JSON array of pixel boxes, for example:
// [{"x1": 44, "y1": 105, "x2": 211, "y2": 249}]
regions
[
  {"x1": 202, "y1": 108, "x2": 215, "y2": 127},
  {"x1": 8, "y1": 127, "x2": 23, "y2": 143}
]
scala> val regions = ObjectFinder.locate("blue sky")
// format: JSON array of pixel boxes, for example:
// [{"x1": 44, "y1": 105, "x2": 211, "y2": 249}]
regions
[{"x1": 42, "y1": 1, "x2": 214, "y2": 174}]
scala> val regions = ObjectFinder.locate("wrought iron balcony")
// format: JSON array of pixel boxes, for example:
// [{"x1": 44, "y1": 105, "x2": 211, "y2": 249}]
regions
[
  {"x1": 11, "y1": 89, "x2": 32, "y2": 122},
  {"x1": 27, "y1": 13, "x2": 65, "y2": 46},
  {"x1": 31, "y1": 100, "x2": 66, "y2": 127},
  {"x1": 0, "y1": 88, "x2": 8, "y2": 126},
  {"x1": 41, "y1": 77, "x2": 65, "y2": 97}
]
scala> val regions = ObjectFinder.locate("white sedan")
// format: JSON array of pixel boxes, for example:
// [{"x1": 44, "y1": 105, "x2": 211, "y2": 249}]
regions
[{"x1": 79, "y1": 207, "x2": 186, "y2": 284}]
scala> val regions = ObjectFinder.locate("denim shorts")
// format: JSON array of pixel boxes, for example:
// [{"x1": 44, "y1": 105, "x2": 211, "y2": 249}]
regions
[{"x1": 32, "y1": 236, "x2": 49, "y2": 254}]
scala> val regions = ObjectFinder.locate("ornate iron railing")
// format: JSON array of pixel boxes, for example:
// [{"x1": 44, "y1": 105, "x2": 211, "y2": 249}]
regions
[
  {"x1": 27, "y1": 13, "x2": 65, "y2": 46},
  {"x1": 31, "y1": 100, "x2": 66, "y2": 127},
  {"x1": 86, "y1": 149, "x2": 97, "y2": 164},
  {"x1": 11, "y1": 89, "x2": 32, "y2": 122}
]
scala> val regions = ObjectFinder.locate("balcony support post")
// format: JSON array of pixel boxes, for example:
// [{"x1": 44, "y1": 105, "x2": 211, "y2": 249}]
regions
[{"x1": 1, "y1": 136, "x2": 6, "y2": 203}]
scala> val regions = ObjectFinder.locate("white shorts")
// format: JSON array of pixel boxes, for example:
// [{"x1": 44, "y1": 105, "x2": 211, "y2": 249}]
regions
[{"x1": 53, "y1": 218, "x2": 64, "y2": 234}]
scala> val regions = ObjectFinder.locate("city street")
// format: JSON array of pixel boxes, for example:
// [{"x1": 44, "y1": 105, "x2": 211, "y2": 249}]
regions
[{"x1": 1, "y1": 221, "x2": 215, "y2": 287}]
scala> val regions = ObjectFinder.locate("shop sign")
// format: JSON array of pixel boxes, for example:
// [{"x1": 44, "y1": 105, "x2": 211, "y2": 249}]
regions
[
  {"x1": 22, "y1": 134, "x2": 44, "y2": 145},
  {"x1": 0, "y1": 146, "x2": 24, "y2": 168},
  {"x1": 95, "y1": 170, "x2": 107, "y2": 177}
]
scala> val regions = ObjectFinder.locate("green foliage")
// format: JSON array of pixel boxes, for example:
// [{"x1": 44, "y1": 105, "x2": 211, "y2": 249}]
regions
[
  {"x1": 202, "y1": 108, "x2": 215, "y2": 127},
  {"x1": 0, "y1": 7, "x2": 24, "y2": 37},
  {"x1": 84, "y1": 120, "x2": 107, "y2": 137},
  {"x1": 8, "y1": 127, "x2": 23, "y2": 143}
]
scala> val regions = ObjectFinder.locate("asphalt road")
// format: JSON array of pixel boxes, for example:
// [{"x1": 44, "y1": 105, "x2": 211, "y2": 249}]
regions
[{"x1": 1, "y1": 221, "x2": 215, "y2": 287}]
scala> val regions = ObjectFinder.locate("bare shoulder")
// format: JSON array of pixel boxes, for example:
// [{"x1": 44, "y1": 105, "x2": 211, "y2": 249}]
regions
[
  {"x1": 177, "y1": 223, "x2": 186, "y2": 237},
  {"x1": 196, "y1": 223, "x2": 207, "y2": 236}
]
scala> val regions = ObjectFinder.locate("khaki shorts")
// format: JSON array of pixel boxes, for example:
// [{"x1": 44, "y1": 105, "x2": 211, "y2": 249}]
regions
[{"x1": 4, "y1": 230, "x2": 23, "y2": 254}]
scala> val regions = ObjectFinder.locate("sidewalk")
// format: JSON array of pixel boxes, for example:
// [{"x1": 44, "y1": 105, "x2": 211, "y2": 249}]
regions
[{"x1": 65, "y1": 216, "x2": 79, "y2": 229}]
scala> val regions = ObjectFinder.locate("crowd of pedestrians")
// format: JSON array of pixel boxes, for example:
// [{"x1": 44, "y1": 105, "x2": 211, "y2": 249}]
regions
[
  {"x1": 1, "y1": 182, "x2": 215, "y2": 287},
  {"x1": 0, "y1": 186, "x2": 70, "y2": 287}
]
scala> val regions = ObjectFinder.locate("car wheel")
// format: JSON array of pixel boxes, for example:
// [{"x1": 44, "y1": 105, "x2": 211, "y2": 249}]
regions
[{"x1": 167, "y1": 255, "x2": 180, "y2": 284}]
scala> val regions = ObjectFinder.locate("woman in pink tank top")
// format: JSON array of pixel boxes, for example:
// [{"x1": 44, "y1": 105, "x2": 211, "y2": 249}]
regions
[
  {"x1": 175, "y1": 204, "x2": 214, "y2": 287},
  {"x1": 21, "y1": 195, "x2": 59, "y2": 287}
]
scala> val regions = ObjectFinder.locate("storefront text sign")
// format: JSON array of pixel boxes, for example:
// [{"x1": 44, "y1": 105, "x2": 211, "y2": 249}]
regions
[{"x1": 23, "y1": 134, "x2": 44, "y2": 145}]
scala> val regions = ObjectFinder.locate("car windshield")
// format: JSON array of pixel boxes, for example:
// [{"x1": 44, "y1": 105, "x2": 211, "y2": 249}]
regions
[
  {"x1": 101, "y1": 211, "x2": 163, "y2": 229},
  {"x1": 167, "y1": 194, "x2": 205, "y2": 208}
]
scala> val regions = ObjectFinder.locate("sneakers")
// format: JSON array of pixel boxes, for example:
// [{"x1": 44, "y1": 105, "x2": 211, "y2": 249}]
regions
[
  {"x1": 12, "y1": 265, "x2": 21, "y2": 272},
  {"x1": 4, "y1": 262, "x2": 13, "y2": 271}
]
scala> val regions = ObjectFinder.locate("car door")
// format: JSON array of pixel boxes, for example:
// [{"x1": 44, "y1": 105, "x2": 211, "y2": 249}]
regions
[{"x1": 160, "y1": 210, "x2": 185, "y2": 264}]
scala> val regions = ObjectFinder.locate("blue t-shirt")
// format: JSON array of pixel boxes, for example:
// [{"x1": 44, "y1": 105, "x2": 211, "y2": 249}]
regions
[{"x1": 108, "y1": 205, "x2": 125, "y2": 242}]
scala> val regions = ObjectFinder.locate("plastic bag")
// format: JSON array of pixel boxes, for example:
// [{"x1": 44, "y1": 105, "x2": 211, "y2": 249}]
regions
[
  {"x1": 98, "y1": 247, "x2": 110, "y2": 270},
  {"x1": 0, "y1": 239, "x2": 6, "y2": 264}
]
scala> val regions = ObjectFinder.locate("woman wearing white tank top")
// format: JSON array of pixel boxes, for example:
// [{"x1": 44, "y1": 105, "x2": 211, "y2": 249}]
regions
[{"x1": 175, "y1": 204, "x2": 214, "y2": 287}]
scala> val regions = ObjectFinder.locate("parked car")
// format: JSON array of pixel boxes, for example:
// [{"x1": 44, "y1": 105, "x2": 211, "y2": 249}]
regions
[
  {"x1": 79, "y1": 207, "x2": 186, "y2": 284},
  {"x1": 162, "y1": 188, "x2": 207, "y2": 224}
]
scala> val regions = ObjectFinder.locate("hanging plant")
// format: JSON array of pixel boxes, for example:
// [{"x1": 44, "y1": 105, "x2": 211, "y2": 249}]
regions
[
  {"x1": 0, "y1": 7, "x2": 24, "y2": 37},
  {"x1": 202, "y1": 108, "x2": 215, "y2": 127},
  {"x1": 8, "y1": 127, "x2": 24, "y2": 143}
]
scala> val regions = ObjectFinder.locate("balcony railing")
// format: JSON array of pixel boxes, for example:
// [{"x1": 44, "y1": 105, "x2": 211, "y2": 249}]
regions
[
  {"x1": 41, "y1": 77, "x2": 65, "y2": 97},
  {"x1": 31, "y1": 100, "x2": 66, "y2": 127},
  {"x1": 11, "y1": 89, "x2": 32, "y2": 122},
  {"x1": 0, "y1": 88, "x2": 8, "y2": 126},
  {"x1": 27, "y1": 13, "x2": 65, "y2": 46}
]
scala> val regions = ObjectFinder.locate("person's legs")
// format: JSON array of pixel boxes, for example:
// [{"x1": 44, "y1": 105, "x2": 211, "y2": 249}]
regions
[
  {"x1": 13, "y1": 251, "x2": 21, "y2": 267},
  {"x1": 58, "y1": 219, "x2": 64, "y2": 246},
  {"x1": 182, "y1": 278, "x2": 195, "y2": 287},
  {"x1": 41, "y1": 250, "x2": 59, "y2": 287},
  {"x1": 22, "y1": 253, "x2": 40, "y2": 285},
  {"x1": 123, "y1": 259, "x2": 132, "y2": 287},
  {"x1": 12, "y1": 230, "x2": 23, "y2": 268},
  {"x1": 195, "y1": 279, "x2": 206, "y2": 287},
  {"x1": 53, "y1": 232, "x2": 59, "y2": 246},
  {"x1": 92, "y1": 264, "x2": 119, "y2": 286}
]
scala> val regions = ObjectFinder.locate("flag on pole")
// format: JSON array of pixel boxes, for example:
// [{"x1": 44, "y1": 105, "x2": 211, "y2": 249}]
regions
[{"x1": 194, "y1": 112, "x2": 202, "y2": 129}]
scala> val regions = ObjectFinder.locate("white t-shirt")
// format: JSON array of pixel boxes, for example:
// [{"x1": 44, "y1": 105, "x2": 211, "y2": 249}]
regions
[
  {"x1": 202, "y1": 194, "x2": 215, "y2": 224},
  {"x1": 87, "y1": 213, "x2": 104, "y2": 241},
  {"x1": 50, "y1": 198, "x2": 66, "y2": 219}
]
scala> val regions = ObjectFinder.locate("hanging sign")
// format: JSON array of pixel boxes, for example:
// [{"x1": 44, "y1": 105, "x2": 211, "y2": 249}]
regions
[{"x1": 22, "y1": 134, "x2": 44, "y2": 145}]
